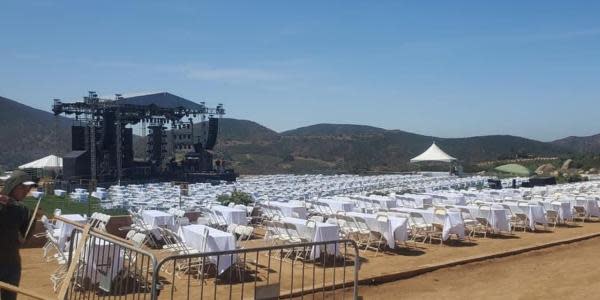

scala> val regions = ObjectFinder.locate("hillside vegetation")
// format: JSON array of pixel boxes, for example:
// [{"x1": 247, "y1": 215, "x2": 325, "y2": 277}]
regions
[{"x1": 2, "y1": 95, "x2": 593, "y2": 175}]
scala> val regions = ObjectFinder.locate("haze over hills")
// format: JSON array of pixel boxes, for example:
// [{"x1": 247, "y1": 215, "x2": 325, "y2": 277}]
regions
[{"x1": 0, "y1": 95, "x2": 588, "y2": 174}]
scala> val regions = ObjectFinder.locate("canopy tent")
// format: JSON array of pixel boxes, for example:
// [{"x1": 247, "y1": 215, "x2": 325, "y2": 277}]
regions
[
  {"x1": 410, "y1": 142, "x2": 457, "y2": 163},
  {"x1": 494, "y1": 164, "x2": 531, "y2": 176},
  {"x1": 18, "y1": 155, "x2": 63, "y2": 169}
]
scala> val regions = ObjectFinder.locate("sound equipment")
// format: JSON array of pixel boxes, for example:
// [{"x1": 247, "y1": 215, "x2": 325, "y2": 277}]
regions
[
  {"x1": 72, "y1": 126, "x2": 86, "y2": 151},
  {"x1": 205, "y1": 117, "x2": 219, "y2": 150}
]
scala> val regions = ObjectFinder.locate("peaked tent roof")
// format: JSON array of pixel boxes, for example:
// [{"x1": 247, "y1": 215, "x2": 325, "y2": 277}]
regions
[
  {"x1": 410, "y1": 142, "x2": 457, "y2": 163},
  {"x1": 18, "y1": 155, "x2": 63, "y2": 169}
]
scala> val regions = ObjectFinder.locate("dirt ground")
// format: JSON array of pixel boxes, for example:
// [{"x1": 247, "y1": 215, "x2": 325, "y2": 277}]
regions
[
  {"x1": 17, "y1": 220, "x2": 600, "y2": 299},
  {"x1": 354, "y1": 235, "x2": 600, "y2": 299}
]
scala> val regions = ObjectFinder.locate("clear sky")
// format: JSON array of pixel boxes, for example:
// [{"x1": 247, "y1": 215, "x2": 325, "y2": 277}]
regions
[{"x1": 1, "y1": 1, "x2": 599, "y2": 141}]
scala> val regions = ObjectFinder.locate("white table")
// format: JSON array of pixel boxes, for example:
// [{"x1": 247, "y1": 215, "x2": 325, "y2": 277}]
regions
[
  {"x1": 282, "y1": 217, "x2": 340, "y2": 258},
  {"x1": 572, "y1": 198, "x2": 600, "y2": 217},
  {"x1": 211, "y1": 205, "x2": 248, "y2": 225},
  {"x1": 541, "y1": 201, "x2": 572, "y2": 221},
  {"x1": 453, "y1": 205, "x2": 510, "y2": 233},
  {"x1": 141, "y1": 210, "x2": 175, "y2": 229},
  {"x1": 56, "y1": 214, "x2": 87, "y2": 250},
  {"x1": 91, "y1": 190, "x2": 108, "y2": 200},
  {"x1": 318, "y1": 199, "x2": 355, "y2": 213},
  {"x1": 392, "y1": 207, "x2": 465, "y2": 241},
  {"x1": 86, "y1": 240, "x2": 124, "y2": 284},
  {"x1": 266, "y1": 201, "x2": 308, "y2": 218},
  {"x1": 368, "y1": 197, "x2": 398, "y2": 209},
  {"x1": 397, "y1": 195, "x2": 432, "y2": 208},
  {"x1": 31, "y1": 191, "x2": 44, "y2": 198},
  {"x1": 179, "y1": 225, "x2": 237, "y2": 274},
  {"x1": 430, "y1": 194, "x2": 466, "y2": 206},
  {"x1": 72, "y1": 232, "x2": 124, "y2": 284},
  {"x1": 345, "y1": 212, "x2": 408, "y2": 248},
  {"x1": 506, "y1": 204, "x2": 547, "y2": 230},
  {"x1": 54, "y1": 189, "x2": 67, "y2": 197}
]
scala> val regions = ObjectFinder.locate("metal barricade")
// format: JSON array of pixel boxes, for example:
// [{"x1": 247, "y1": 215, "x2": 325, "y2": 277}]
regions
[
  {"x1": 152, "y1": 239, "x2": 360, "y2": 300},
  {"x1": 61, "y1": 224, "x2": 158, "y2": 300}
]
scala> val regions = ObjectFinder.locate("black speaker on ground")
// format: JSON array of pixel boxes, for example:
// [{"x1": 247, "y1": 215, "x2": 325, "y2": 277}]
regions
[
  {"x1": 487, "y1": 179, "x2": 502, "y2": 189},
  {"x1": 63, "y1": 150, "x2": 90, "y2": 178},
  {"x1": 205, "y1": 117, "x2": 219, "y2": 150},
  {"x1": 529, "y1": 176, "x2": 556, "y2": 186}
]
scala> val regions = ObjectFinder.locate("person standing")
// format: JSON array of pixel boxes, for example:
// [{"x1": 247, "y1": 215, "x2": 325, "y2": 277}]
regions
[{"x1": 0, "y1": 170, "x2": 36, "y2": 300}]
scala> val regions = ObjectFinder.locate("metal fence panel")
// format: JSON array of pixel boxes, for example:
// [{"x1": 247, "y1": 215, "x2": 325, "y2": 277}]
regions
[
  {"x1": 152, "y1": 240, "x2": 360, "y2": 300},
  {"x1": 61, "y1": 226, "x2": 158, "y2": 300}
]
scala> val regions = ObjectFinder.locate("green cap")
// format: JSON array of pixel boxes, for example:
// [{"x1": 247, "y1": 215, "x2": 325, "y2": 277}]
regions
[{"x1": 0, "y1": 170, "x2": 36, "y2": 196}]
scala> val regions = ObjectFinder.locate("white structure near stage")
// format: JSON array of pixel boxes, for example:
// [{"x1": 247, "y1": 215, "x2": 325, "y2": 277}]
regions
[
  {"x1": 19, "y1": 154, "x2": 63, "y2": 169},
  {"x1": 410, "y1": 142, "x2": 457, "y2": 163},
  {"x1": 410, "y1": 142, "x2": 460, "y2": 175},
  {"x1": 18, "y1": 154, "x2": 63, "y2": 178}
]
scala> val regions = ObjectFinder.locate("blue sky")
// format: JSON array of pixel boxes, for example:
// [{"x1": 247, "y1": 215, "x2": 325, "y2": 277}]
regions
[{"x1": 1, "y1": 1, "x2": 599, "y2": 141}]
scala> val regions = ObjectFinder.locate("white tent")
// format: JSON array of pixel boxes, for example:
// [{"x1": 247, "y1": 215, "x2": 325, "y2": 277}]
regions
[
  {"x1": 410, "y1": 142, "x2": 457, "y2": 163},
  {"x1": 18, "y1": 155, "x2": 63, "y2": 169}
]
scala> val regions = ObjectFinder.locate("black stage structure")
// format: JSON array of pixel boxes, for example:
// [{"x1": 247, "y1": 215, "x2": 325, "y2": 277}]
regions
[{"x1": 52, "y1": 91, "x2": 236, "y2": 188}]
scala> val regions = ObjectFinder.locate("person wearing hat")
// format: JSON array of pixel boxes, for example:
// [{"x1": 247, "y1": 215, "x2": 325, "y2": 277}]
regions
[{"x1": 0, "y1": 170, "x2": 36, "y2": 300}]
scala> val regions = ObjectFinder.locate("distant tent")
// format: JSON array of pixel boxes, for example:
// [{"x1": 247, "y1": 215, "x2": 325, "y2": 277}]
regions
[
  {"x1": 18, "y1": 155, "x2": 63, "y2": 170},
  {"x1": 410, "y1": 142, "x2": 457, "y2": 163},
  {"x1": 494, "y1": 164, "x2": 531, "y2": 176}
]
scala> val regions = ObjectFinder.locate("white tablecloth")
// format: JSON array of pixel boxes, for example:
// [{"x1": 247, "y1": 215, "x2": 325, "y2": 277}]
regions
[
  {"x1": 282, "y1": 217, "x2": 340, "y2": 258},
  {"x1": 72, "y1": 232, "x2": 124, "y2": 284},
  {"x1": 454, "y1": 205, "x2": 510, "y2": 233},
  {"x1": 430, "y1": 194, "x2": 466, "y2": 205},
  {"x1": 392, "y1": 208, "x2": 465, "y2": 241},
  {"x1": 179, "y1": 225, "x2": 236, "y2": 274},
  {"x1": 267, "y1": 201, "x2": 308, "y2": 218},
  {"x1": 541, "y1": 201, "x2": 572, "y2": 221},
  {"x1": 397, "y1": 195, "x2": 432, "y2": 208},
  {"x1": 56, "y1": 214, "x2": 87, "y2": 250},
  {"x1": 91, "y1": 191, "x2": 108, "y2": 200},
  {"x1": 440, "y1": 211, "x2": 465, "y2": 241},
  {"x1": 572, "y1": 199, "x2": 600, "y2": 217},
  {"x1": 507, "y1": 204, "x2": 547, "y2": 230},
  {"x1": 346, "y1": 212, "x2": 408, "y2": 248},
  {"x1": 368, "y1": 197, "x2": 398, "y2": 209},
  {"x1": 141, "y1": 210, "x2": 175, "y2": 229},
  {"x1": 318, "y1": 199, "x2": 355, "y2": 212},
  {"x1": 211, "y1": 205, "x2": 248, "y2": 225},
  {"x1": 31, "y1": 191, "x2": 44, "y2": 198}
]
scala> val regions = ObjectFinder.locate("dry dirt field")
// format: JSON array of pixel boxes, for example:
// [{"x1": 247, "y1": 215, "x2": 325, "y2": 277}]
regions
[{"x1": 353, "y1": 235, "x2": 600, "y2": 299}]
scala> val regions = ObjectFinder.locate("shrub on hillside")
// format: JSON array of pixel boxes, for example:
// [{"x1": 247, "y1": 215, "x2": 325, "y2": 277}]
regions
[{"x1": 217, "y1": 191, "x2": 254, "y2": 206}]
